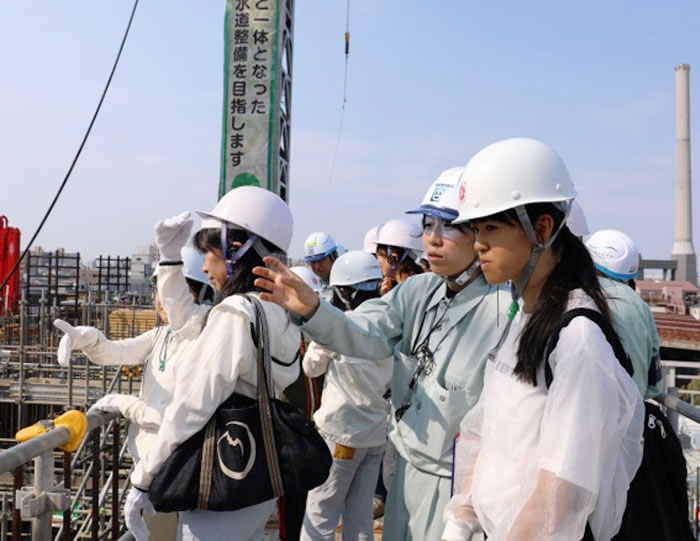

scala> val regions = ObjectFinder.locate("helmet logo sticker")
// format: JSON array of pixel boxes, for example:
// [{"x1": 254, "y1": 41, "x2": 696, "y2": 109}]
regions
[
  {"x1": 217, "y1": 421, "x2": 256, "y2": 480},
  {"x1": 458, "y1": 184, "x2": 466, "y2": 203},
  {"x1": 431, "y1": 187, "x2": 446, "y2": 202}
]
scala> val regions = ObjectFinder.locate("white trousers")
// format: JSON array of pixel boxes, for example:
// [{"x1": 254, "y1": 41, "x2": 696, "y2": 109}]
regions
[
  {"x1": 177, "y1": 499, "x2": 275, "y2": 541},
  {"x1": 382, "y1": 455, "x2": 452, "y2": 541},
  {"x1": 301, "y1": 437, "x2": 384, "y2": 541}
]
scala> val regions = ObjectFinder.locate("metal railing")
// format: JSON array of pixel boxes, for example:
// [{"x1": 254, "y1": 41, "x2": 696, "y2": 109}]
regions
[{"x1": 0, "y1": 410, "x2": 129, "y2": 541}]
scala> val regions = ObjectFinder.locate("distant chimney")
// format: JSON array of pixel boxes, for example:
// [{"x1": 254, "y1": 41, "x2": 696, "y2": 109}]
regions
[{"x1": 672, "y1": 64, "x2": 697, "y2": 284}]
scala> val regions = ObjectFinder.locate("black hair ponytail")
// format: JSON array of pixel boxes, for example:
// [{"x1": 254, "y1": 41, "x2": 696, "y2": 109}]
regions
[{"x1": 513, "y1": 208, "x2": 613, "y2": 385}]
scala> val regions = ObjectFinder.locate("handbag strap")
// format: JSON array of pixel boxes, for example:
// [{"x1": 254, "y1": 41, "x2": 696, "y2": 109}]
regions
[
  {"x1": 197, "y1": 416, "x2": 217, "y2": 509},
  {"x1": 246, "y1": 294, "x2": 285, "y2": 498}
]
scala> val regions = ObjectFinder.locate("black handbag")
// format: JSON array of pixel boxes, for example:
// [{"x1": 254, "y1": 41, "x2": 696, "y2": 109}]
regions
[{"x1": 150, "y1": 295, "x2": 332, "y2": 512}]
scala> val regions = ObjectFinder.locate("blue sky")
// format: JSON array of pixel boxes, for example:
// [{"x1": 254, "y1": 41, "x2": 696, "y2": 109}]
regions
[{"x1": 2, "y1": 1, "x2": 700, "y2": 262}]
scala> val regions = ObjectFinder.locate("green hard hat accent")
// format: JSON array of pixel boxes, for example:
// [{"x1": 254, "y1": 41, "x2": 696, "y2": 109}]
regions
[{"x1": 231, "y1": 172, "x2": 261, "y2": 189}]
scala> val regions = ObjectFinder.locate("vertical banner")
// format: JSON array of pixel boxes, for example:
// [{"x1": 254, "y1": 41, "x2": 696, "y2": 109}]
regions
[{"x1": 220, "y1": 0, "x2": 281, "y2": 199}]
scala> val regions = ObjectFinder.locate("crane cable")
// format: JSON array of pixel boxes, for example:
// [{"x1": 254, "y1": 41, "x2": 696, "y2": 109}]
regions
[
  {"x1": 0, "y1": 0, "x2": 140, "y2": 297},
  {"x1": 328, "y1": 0, "x2": 350, "y2": 185}
]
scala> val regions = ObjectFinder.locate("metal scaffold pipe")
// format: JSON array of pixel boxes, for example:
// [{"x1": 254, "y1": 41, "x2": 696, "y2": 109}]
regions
[{"x1": 0, "y1": 411, "x2": 118, "y2": 475}]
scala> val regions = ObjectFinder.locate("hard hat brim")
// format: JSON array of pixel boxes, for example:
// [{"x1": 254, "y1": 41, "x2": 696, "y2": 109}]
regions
[
  {"x1": 453, "y1": 195, "x2": 575, "y2": 224},
  {"x1": 405, "y1": 205, "x2": 458, "y2": 222},
  {"x1": 196, "y1": 210, "x2": 225, "y2": 230},
  {"x1": 304, "y1": 250, "x2": 334, "y2": 263},
  {"x1": 595, "y1": 263, "x2": 639, "y2": 282}
]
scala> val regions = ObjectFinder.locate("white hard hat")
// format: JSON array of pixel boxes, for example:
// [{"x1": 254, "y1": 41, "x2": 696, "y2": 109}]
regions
[
  {"x1": 405, "y1": 167, "x2": 463, "y2": 221},
  {"x1": 329, "y1": 250, "x2": 383, "y2": 290},
  {"x1": 196, "y1": 186, "x2": 293, "y2": 253},
  {"x1": 288, "y1": 266, "x2": 322, "y2": 291},
  {"x1": 304, "y1": 232, "x2": 338, "y2": 263},
  {"x1": 376, "y1": 219, "x2": 424, "y2": 253},
  {"x1": 363, "y1": 225, "x2": 380, "y2": 254},
  {"x1": 567, "y1": 200, "x2": 590, "y2": 237},
  {"x1": 181, "y1": 246, "x2": 212, "y2": 287},
  {"x1": 454, "y1": 138, "x2": 576, "y2": 223},
  {"x1": 335, "y1": 243, "x2": 347, "y2": 257},
  {"x1": 586, "y1": 229, "x2": 639, "y2": 281}
]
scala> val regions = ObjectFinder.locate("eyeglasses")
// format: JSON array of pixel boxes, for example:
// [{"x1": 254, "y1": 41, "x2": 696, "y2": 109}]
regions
[{"x1": 422, "y1": 216, "x2": 471, "y2": 241}]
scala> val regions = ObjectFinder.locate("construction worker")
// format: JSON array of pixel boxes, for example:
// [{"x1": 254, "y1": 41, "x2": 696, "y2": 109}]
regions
[
  {"x1": 587, "y1": 229, "x2": 663, "y2": 398},
  {"x1": 253, "y1": 166, "x2": 503, "y2": 541},
  {"x1": 375, "y1": 218, "x2": 425, "y2": 295},
  {"x1": 53, "y1": 245, "x2": 214, "y2": 541},
  {"x1": 303, "y1": 232, "x2": 340, "y2": 286},
  {"x1": 301, "y1": 250, "x2": 392, "y2": 541},
  {"x1": 443, "y1": 138, "x2": 643, "y2": 540},
  {"x1": 124, "y1": 187, "x2": 300, "y2": 541}
]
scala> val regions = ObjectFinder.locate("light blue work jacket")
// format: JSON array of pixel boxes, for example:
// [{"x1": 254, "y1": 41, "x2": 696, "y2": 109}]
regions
[
  {"x1": 300, "y1": 272, "x2": 504, "y2": 477},
  {"x1": 601, "y1": 277, "x2": 662, "y2": 398}
]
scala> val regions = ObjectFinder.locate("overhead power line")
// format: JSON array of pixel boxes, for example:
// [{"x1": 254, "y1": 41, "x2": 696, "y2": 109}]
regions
[{"x1": 0, "y1": 0, "x2": 140, "y2": 295}]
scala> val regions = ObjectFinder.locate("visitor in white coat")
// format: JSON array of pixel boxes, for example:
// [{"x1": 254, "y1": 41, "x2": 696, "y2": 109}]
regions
[
  {"x1": 124, "y1": 187, "x2": 301, "y2": 541},
  {"x1": 443, "y1": 138, "x2": 643, "y2": 540},
  {"x1": 54, "y1": 246, "x2": 214, "y2": 540}
]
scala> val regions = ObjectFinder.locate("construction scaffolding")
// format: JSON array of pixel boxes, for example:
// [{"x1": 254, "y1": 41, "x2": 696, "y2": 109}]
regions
[{"x1": 0, "y1": 249, "x2": 156, "y2": 540}]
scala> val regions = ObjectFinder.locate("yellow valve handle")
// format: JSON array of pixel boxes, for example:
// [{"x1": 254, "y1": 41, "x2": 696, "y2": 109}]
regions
[
  {"x1": 54, "y1": 410, "x2": 88, "y2": 452},
  {"x1": 15, "y1": 422, "x2": 48, "y2": 443}
]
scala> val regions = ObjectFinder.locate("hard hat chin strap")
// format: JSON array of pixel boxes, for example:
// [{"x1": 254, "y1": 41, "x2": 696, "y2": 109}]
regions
[
  {"x1": 441, "y1": 257, "x2": 480, "y2": 287},
  {"x1": 220, "y1": 225, "x2": 260, "y2": 278},
  {"x1": 333, "y1": 286, "x2": 354, "y2": 311},
  {"x1": 485, "y1": 201, "x2": 573, "y2": 363}
]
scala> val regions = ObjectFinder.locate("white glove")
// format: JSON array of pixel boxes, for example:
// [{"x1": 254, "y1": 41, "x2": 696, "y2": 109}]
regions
[
  {"x1": 124, "y1": 486, "x2": 155, "y2": 541},
  {"x1": 54, "y1": 319, "x2": 101, "y2": 366},
  {"x1": 442, "y1": 520, "x2": 475, "y2": 541},
  {"x1": 89, "y1": 394, "x2": 161, "y2": 430},
  {"x1": 154, "y1": 211, "x2": 193, "y2": 262}
]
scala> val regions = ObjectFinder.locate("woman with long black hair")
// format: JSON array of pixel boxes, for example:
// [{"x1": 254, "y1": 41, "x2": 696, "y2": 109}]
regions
[
  {"x1": 124, "y1": 187, "x2": 301, "y2": 541},
  {"x1": 442, "y1": 138, "x2": 644, "y2": 540}
]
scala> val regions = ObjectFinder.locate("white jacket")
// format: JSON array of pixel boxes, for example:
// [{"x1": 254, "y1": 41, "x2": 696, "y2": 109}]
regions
[
  {"x1": 304, "y1": 341, "x2": 391, "y2": 448},
  {"x1": 82, "y1": 269, "x2": 206, "y2": 461},
  {"x1": 443, "y1": 290, "x2": 644, "y2": 541},
  {"x1": 131, "y1": 291, "x2": 301, "y2": 489}
]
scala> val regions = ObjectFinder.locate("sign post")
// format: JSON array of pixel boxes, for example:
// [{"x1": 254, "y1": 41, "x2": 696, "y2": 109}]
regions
[{"x1": 220, "y1": 0, "x2": 294, "y2": 202}]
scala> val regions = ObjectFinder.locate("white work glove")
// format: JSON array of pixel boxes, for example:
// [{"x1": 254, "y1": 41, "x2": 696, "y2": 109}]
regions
[
  {"x1": 124, "y1": 486, "x2": 155, "y2": 541},
  {"x1": 154, "y1": 211, "x2": 193, "y2": 262},
  {"x1": 442, "y1": 520, "x2": 475, "y2": 540},
  {"x1": 88, "y1": 394, "x2": 161, "y2": 430},
  {"x1": 54, "y1": 319, "x2": 101, "y2": 366}
]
